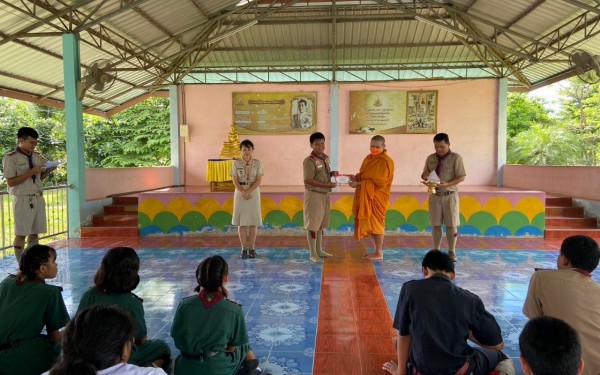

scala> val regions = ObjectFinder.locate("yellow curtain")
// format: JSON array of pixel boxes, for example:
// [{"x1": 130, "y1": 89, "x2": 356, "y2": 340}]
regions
[{"x1": 206, "y1": 159, "x2": 235, "y2": 182}]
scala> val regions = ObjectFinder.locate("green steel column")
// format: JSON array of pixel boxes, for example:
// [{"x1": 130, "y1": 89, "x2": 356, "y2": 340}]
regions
[
  {"x1": 169, "y1": 85, "x2": 181, "y2": 186},
  {"x1": 62, "y1": 33, "x2": 85, "y2": 238}
]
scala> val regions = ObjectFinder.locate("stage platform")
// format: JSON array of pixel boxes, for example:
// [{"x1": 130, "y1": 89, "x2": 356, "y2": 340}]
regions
[{"x1": 137, "y1": 185, "x2": 545, "y2": 238}]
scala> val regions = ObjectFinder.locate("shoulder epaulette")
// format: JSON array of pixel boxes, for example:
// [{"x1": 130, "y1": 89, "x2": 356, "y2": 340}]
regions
[
  {"x1": 225, "y1": 298, "x2": 242, "y2": 307},
  {"x1": 181, "y1": 295, "x2": 196, "y2": 301},
  {"x1": 131, "y1": 292, "x2": 144, "y2": 303},
  {"x1": 7, "y1": 151, "x2": 17, "y2": 156},
  {"x1": 50, "y1": 284, "x2": 64, "y2": 292}
]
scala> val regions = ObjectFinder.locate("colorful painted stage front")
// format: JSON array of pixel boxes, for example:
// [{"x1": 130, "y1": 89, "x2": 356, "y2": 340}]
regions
[{"x1": 138, "y1": 186, "x2": 545, "y2": 238}]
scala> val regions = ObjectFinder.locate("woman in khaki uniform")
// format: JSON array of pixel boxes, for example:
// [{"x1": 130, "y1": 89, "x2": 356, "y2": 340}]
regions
[
  {"x1": 0, "y1": 245, "x2": 69, "y2": 375},
  {"x1": 231, "y1": 139, "x2": 264, "y2": 259}
]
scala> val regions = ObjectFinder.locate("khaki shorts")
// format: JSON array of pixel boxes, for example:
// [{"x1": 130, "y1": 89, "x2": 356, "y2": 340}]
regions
[
  {"x1": 13, "y1": 194, "x2": 47, "y2": 236},
  {"x1": 428, "y1": 192, "x2": 460, "y2": 227},
  {"x1": 303, "y1": 190, "x2": 330, "y2": 232}
]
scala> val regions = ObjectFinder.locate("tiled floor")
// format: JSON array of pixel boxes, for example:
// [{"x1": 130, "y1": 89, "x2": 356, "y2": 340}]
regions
[{"x1": 2, "y1": 235, "x2": 597, "y2": 375}]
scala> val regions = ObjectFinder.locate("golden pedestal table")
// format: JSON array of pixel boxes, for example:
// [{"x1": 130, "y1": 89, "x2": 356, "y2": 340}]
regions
[{"x1": 206, "y1": 159, "x2": 236, "y2": 192}]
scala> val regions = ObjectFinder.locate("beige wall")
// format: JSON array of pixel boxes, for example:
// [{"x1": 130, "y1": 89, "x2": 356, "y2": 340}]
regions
[
  {"x1": 85, "y1": 166, "x2": 174, "y2": 200},
  {"x1": 504, "y1": 165, "x2": 600, "y2": 200},
  {"x1": 181, "y1": 79, "x2": 499, "y2": 186}
]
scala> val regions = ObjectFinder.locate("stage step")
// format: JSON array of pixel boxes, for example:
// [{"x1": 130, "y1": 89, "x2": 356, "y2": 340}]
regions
[
  {"x1": 545, "y1": 195, "x2": 599, "y2": 240},
  {"x1": 92, "y1": 214, "x2": 138, "y2": 227},
  {"x1": 80, "y1": 226, "x2": 139, "y2": 238},
  {"x1": 81, "y1": 196, "x2": 139, "y2": 238},
  {"x1": 545, "y1": 228, "x2": 600, "y2": 239}
]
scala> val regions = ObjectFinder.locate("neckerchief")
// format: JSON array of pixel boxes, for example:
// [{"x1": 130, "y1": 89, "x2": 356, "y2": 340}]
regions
[
  {"x1": 243, "y1": 157, "x2": 252, "y2": 181},
  {"x1": 16, "y1": 147, "x2": 36, "y2": 183},
  {"x1": 435, "y1": 150, "x2": 451, "y2": 177},
  {"x1": 310, "y1": 151, "x2": 330, "y2": 175},
  {"x1": 572, "y1": 268, "x2": 592, "y2": 277},
  {"x1": 199, "y1": 289, "x2": 223, "y2": 309}
]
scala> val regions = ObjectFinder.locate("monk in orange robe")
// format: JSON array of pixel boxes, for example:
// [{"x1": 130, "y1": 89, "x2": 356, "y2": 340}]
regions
[{"x1": 350, "y1": 135, "x2": 394, "y2": 260}]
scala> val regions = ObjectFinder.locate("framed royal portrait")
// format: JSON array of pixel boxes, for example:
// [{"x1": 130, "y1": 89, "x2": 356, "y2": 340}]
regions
[{"x1": 406, "y1": 91, "x2": 437, "y2": 134}]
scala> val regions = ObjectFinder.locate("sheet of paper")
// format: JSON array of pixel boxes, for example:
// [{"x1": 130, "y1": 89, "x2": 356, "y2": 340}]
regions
[
  {"x1": 427, "y1": 171, "x2": 440, "y2": 182},
  {"x1": 44, "y1": 161, "x2": 61, "y2": 169}
]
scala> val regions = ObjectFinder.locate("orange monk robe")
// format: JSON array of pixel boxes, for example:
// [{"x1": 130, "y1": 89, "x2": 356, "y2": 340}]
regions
[{"x1": 352, "y1": 150, "x2": 395, "y2": 240}]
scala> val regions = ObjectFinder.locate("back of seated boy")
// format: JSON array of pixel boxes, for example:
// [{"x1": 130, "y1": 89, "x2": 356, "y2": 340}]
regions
[{"x1": 383, "y1": 250, "x2": 514, "y2": 375}]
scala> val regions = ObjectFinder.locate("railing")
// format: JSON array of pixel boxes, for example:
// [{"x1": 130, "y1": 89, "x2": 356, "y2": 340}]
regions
[{"x1": 1, "y1": 185, "x2": 69, "y2": 255}]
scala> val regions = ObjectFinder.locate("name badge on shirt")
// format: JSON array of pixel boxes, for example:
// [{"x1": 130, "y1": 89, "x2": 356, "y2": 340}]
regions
[{"x1": 315, "y1": 160, "x2": 323, "y2": 168}]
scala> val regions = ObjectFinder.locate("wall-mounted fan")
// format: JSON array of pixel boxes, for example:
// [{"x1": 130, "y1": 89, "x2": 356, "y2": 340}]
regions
[
  {"x1": 76, "y1": 59, "x2": 116, "y2": 100},
  {"x1": 569, "y1": 49, "x2": 600, "y2": 84}
]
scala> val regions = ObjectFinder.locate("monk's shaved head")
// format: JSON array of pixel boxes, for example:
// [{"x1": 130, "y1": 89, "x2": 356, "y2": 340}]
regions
[{"x1": 371, "y1": 135, "x2": 385, "y2": 144}]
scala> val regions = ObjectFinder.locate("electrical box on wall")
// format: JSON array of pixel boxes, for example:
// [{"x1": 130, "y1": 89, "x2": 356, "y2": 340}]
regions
[{"x1": 179, "y1": 124, "x2": 189, "y2": 142}]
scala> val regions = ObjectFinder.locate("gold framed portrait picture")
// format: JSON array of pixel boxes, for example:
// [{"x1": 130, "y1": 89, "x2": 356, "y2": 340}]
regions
[{"x1": 406, "y1": 91, "x2": 437, "y2": 134}]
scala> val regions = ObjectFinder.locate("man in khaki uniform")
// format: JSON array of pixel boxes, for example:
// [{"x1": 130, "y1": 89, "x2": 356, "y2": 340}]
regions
[
  {"x1": 303, "y1": 132, "x2": 337, "y2": 264},
  {"x1": 523, "y1": 235, "x2": 600, "y2": 375},
  {"x1": 2, "y1": 127, "x2": 56, "y2": 264},
  {"x1": 421, "y1": 133, "x2": 466, "y2": 262}
]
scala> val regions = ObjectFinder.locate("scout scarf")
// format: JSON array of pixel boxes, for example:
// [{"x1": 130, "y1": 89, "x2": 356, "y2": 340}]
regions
[
  {"x1": 435, "y1": 150, "x2": 452, "y2": 176},
  {"x1": 16, "y1": 147, "x2": 36, "y2": 183}
]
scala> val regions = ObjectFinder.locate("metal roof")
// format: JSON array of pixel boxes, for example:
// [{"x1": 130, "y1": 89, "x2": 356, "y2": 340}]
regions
[{"x1": 1, "y1": 0, "x2": 600, "y2": 116}]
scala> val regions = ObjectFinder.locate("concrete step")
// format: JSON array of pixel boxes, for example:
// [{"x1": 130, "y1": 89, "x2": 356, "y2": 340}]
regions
[
  {"x1": 545, "y1": 217, "x2": 598, "y2": 229},
  {"x1": 92, "y1": 214, "x2": 138, "y2": 227},
  {"x1": 113, "y1": 196, "x2": 139, "y2": 205},
  {"x1": 545, "y1": 206, "x2": 584, "y2": 218},
  {"x1": 80, "y1": 226, "x2": 139, "y2": 238},
  {"x1": 545, "y1": 228, "x2": 600, "y2": 240},
  {"x1": 103, "y1": 204, "x2": 138, "y2": 215},
  {"x1": 545, "y1": 196, "x2": 573, "y2": 207}
]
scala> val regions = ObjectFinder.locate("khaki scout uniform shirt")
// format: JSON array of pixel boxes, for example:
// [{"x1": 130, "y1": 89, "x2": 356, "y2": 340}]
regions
[
  {"x1": 422, "y1": 152, "x2": 466, "y2": 193},
  {"x1": 303, "y1": 153, "x2": 332, "y2": 193},
  {"x1": 2, "y1": 150, "x2": 44, "y2": 195},
  {"x1": 523, "y1": 269, "x2": 600, "y2": 375}
]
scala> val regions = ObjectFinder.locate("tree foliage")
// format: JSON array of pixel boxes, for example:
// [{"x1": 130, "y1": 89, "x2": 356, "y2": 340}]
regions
[
  {"x1": 507, "y1": 93, "x2": 551, "y2": 138},
  {"x1": 507, "y1": 79, "x2": 600, "y2": 166},
  {"x1": 0, "y1": 96, "x2": 171, "y2": 189}
]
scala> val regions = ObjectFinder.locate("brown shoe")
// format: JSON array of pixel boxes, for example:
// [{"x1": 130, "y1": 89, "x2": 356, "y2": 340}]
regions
[
  {"x1": 249, "y1": 249, "x2": 256, "y2": 258},
  {"x1": 448, "y1": 251, "x2": 458, "y2": 262},
  {"x1": 241, "y1": 249, "x2": 248, "y2": 259}
]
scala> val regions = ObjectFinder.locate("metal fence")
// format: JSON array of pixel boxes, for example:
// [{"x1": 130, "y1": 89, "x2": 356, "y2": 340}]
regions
[{"x1": 1, "y1": 185, "x2": 69, "y2": 255}]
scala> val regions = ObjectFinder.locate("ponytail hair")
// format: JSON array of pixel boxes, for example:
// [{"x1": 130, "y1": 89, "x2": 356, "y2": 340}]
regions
[
  {"x1": 18, "y1": 244, "x2": 56, "y2": 280},
  {"x1": 48, "y1": 305, "x2": 135, "y2": 375},
  {"x1": 194, "y1": 255, "x2": 229, "y2": 297}
]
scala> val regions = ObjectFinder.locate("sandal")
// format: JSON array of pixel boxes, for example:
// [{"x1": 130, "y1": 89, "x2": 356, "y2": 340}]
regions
[
  {"x1": 241, "y1": 249, "x2": 248, "y2": 259},
  {"x1": 249, "y1": 249, "x2": 256, "y2": 258}
]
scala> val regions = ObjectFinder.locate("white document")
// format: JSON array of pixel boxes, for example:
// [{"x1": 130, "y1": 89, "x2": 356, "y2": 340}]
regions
[
  {"x1": 427, "y1": 171, "x2": 441, "y2": 182},
  {"x1": 44, "y1": 161, "x2": 61, "y2": 169}
]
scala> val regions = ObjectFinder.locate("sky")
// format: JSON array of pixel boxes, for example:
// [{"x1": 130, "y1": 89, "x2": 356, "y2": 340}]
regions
[{"x1": 527, "y1": 81, "x2": 565, "y2": 115}]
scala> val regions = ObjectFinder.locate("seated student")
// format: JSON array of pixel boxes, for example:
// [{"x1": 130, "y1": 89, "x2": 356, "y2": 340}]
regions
[
  {"x1": 77, "y1": 247, "x2": 171, "y2": 371},
  {"x1": 519, "y1": 316, "x2": 584, "y2": 375},
  {"x1": 523, "y1": 235, "x2": 600, "y2": 375},
  {"x1": 171, "y1": 255, "x2": 261, "y2": 375},
  {"x1": 45, "y1": 305, "x2": 167, "y2": 375},
  {"x1": 0, "y1": 244, "x2": 70, "y2": 375},
  {"x1": 382, "y1": 250, "x2": 514, "y2": 375}
]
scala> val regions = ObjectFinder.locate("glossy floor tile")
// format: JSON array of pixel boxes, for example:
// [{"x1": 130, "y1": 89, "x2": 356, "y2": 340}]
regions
[{"x1": 1, "y1": 236, "x2": 597, "y2": 375}]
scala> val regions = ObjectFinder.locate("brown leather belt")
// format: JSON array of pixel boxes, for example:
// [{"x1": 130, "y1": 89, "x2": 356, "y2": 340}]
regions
[{"x1": 435, "y1": 191, "x2": 455, "y2": 196}]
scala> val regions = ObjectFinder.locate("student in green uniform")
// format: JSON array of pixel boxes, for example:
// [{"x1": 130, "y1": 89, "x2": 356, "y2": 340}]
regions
[
  {"x1": 77, "y1": 247, "x2": 171, "y2": 371},
  {"x1": 45, "y1": 305, "x2": 167, "y2": 375},
  {"x1": 0, "y1": 244, "x2": 70, "y2": 375},
  {"x1": 171, "y1": 255, "x2": 262, "y2": 375}
]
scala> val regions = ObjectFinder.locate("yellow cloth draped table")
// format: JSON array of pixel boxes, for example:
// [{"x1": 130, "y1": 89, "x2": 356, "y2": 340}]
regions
[{"x1": 206, "y1": 159, "x2": 235, "y2": 182}]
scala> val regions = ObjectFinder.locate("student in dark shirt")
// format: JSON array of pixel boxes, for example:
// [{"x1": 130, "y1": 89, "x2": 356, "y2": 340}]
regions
[{"x1": 383, "y1": 250, "x2": 514, "y2": 375}]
